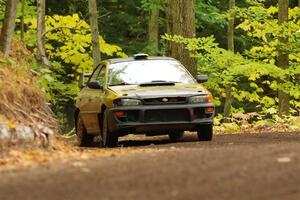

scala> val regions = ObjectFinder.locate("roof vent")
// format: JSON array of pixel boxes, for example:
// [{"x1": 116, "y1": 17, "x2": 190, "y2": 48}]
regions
[{"x1": 133, "y1": 53, "x2": 149, "y2": 60}]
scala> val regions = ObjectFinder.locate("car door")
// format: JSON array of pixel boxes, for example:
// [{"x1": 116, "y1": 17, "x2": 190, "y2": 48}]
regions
[{"x1": 77, "y1": 64, "x2": 107, "y2": 135}]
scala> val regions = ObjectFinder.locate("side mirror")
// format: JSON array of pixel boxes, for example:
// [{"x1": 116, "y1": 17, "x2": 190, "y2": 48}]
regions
[
  {"x1": 87, "y1": 81, "x2": 103, "y2": 90},
  {"x1": 196, "y1": 75, "x2": 209, "y2": 83},
  {"x1": 79, "y1": 73, "x2": 91, "y2": 89}
]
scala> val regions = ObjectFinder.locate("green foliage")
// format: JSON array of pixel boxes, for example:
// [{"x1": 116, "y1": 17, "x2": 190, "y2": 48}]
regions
[
  {"x1": 44, "y1": 14, "x2": 127, "y2": 70},
  {"x1": 214, "y1": 115, "x2": 300, "y2": 133},
  {"x1": 236, "y1": 4, "x2": 300, "y2": 113},
  {"x1": 1, "y1": 0, "x2": 36, "y2": 26},
  {"x1": 6, "y1": 0, "x2": 297, "y2": 129},
  {"x1": 140, "y1": 0, "x2": 168, "y2": 55},
  {"x1": 21, "y1": 14, "x2": 127, "y2": 127},
  {"x1": 99, "y1": 0, "x2": 149, "y2": 55},
  {"x1": 141, "y1": 0, "x2": 166, "y2": 12},
  {"x1": 195, "y1": 0, "x2": 227, "y2": 30},
  {"x1": 162, "y1": 34, "x2": 299, "y2": 116},
  {"x1": 163, "y1": 1, "x2": 300, "y2": 118},
  {"x1": 16, "y1": 0, "x2": 36, "y2": 19},
  {"x1": 236, "y1": 6, "x2": 300, "y2": 61},
  {"x1": 0, "y1": 0, "x2": 6, "y2": 21},
  {"x1": 195, "y1": 0, "x2": 238, "y2": 50}
]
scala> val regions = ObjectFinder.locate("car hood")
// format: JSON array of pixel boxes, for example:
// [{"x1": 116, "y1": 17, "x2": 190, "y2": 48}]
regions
[{"x1": 108, "y1": 83, "x2": 209, "y2": 99}]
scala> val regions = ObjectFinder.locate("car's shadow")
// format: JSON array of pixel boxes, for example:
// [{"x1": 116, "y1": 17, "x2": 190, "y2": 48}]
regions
[{"x1": 118, "y1": 134, "x2": 199, "y2": 148}]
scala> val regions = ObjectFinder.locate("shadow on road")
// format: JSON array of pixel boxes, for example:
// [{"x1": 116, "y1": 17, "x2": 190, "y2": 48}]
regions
[
  {"x1": 83, "y1": 132, "x2": 299, "y2": 149},
  {"x1": 117, "y1": 132, "x2": 300, "y2": 148},
  {"x1": 118, "y1": 134, "x2": 199, "y2": 147}
]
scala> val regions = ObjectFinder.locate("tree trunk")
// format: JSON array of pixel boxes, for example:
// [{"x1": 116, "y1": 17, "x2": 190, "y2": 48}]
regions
[
  {"x1": 0, "y1": 0, "x2": 18, "y2": 57},
  {"x1": 65, "y1": 100, "x2": 75, "y2": 132},
  {"x1": 20, "y1": 0, "x2": 25, "y2": 42},
  {"x1": 166, "y1": 0, "x2": 197, "y2": 77},
  {"x1": 223, "y1": 0, "x2": 235, "y2": 122},
  {"x1": 223, "y1": 85, "x2": 233, "y2": 122},
  {"x1": 37, "y1": 0, "x2": 51, "y2": 67},
  {"x1": 89, "y1": 0, "x2": 101, "y2": 68},
  {"x1": 148, "y1": 0, "x2": 160, "y2": 55},
  {"x1": 278, "y1": 0, "x2": 290, "y2": 116},
  {"x1": 227, "y1": 0, "x2": 235, "y2": 53}
]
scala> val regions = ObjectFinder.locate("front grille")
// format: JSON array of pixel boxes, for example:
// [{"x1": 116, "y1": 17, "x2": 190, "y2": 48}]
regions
[
  {"x1": 142, "y1": 97, "x2": 187, "y2": 105},
  {"x1": 145, "y1": 109, "x2": 190, "y2": 122}
]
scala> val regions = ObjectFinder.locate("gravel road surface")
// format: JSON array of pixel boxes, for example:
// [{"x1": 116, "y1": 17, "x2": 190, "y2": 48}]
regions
[{"x1": 1, "y1": 132, "x2": 299, "y2": 200}]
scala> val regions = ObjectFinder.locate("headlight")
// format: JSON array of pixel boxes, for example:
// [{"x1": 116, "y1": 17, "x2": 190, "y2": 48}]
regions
[
  {"x1": 114, "y1": 98, "x2": 141, "y2": 107},
  {"x1": 189, "y1": 95, "x2": 213, "y2": 104}
]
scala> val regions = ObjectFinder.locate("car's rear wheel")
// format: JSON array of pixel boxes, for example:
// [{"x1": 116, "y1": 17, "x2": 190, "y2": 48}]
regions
[
  {"x1": 76, "y1": 114, "x2": 94, "y2": 147},
  {"x1": 169, "y1": 131, "x2": 184, "y2": 142},
  {"x1": 197, "y1": 124, "x2": 213, "y2": 141},
  {"x1": 102, "y1": 110, "x2": 118, "y2": 148}
]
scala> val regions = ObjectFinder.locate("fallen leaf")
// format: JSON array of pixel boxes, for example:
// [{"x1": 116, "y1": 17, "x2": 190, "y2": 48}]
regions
[
  {"x1": 277, "y1": 157, "x2": 291, "y2": 163},
  {"x1": 6, "y1": 120, "x2": 16, "y2": 129},
  {"x1": 72, "y1": 161, "x2": 85, "y2": 167}
]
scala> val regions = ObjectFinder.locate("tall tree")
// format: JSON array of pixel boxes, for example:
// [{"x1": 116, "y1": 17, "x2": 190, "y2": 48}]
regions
[
  {"x1": 89, "y1": 0, "x2": 101, "y2": 68},
  {"x1": 223, "y1": 0, "x2": 235, "y2": 121},
  {"x1": 20, "y1": 0, "x2": 25, "y2": 42},
  {"x1": 278, "y1": 0, "x2": 290, "y2": 116},
  {"x1": 166, "y1": 0, "x2": 197, "y2": 77},
  {"x1": 148, "y1": 0, "x2": 160, "y2": 55},
  {"x1": 37, "y1": 0, "x2": 51, "y2": 66},
  {"x1": 227, "y1": 0, "x2": 235, "y2": 53},
  {"x1": 0, "y1": 0, "x2": 18, "y2": 57}
]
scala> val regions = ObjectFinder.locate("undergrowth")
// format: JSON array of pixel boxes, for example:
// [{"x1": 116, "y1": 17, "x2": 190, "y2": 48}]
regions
[
  {"x1": 0, "y1": 41, "x2": 57, "y2": 130},
  {"x1": 214, "y1": 113, "x2": 300, "y2": 134}
]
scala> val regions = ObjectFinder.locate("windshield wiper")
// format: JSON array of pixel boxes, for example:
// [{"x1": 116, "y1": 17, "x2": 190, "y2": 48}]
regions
[
  {"x1": 139, "y1": 80, "x2": 177, "y2": 87},
  {"x1": 109, "y1": 82, "x2": 134, "y2": 86}
]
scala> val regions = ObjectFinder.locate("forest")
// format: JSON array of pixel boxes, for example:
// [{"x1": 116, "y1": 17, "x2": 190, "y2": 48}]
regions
[
  {"x1": 0, "y1": 0, "x2": 299, "y2": 133},
  {"x1": 1, "y1": 1, "x2": 300, "y2": 198}
]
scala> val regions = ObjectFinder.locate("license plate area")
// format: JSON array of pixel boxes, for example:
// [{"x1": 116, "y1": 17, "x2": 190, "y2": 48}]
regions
[{"x1": 144, "y1": 109, "x2": 190, "y2": 122}]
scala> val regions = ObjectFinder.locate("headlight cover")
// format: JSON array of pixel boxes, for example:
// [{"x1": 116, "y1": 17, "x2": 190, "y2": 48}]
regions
[
  {"x1": 114, "y1": 98, "x2": 142, "y2": 107},
  {"x1": 188, "y1": 95, "x2": 213, "y2": 104}
]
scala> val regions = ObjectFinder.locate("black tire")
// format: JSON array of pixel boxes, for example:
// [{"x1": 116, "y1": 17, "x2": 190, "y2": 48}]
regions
[
  {"x1": 102, "y1": 110, "x2": 118, "y2": 148},
  {"x1": 197, "y1": 124, "x2": 213, "y2": 141},
  {"x1": 169, "y1": 131, "x2": 184, "y2": 142},
  {"x1": 76, "y1": 114, "x2": 94, "y2": 147}
]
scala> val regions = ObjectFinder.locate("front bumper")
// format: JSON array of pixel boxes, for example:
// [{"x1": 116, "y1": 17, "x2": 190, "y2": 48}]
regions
[{"x1": 107, "y1": 103, "x2": 215, "y2": 135}]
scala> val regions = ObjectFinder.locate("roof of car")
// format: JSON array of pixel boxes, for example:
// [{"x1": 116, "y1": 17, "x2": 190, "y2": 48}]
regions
[{"x1": 107, "y1": 56, "x2": 177, "y2": 64}]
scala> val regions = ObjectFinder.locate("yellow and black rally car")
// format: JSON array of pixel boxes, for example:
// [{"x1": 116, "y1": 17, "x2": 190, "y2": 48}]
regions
[{"x1": 75, "y1": 54, "x2": 215, "y2": 147}]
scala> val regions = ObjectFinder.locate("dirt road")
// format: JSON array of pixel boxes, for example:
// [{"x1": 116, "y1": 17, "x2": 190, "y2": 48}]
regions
[{"x1": 1, "y1": 132, "x2": 299, "y2": 200}]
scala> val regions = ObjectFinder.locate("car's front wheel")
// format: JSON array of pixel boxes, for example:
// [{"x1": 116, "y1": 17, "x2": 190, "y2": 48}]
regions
[
  {"x1": 197, "y1": 124, "x2": 213, "y2": 141},
  {"x1": 101, "y1": 110, "x2": 118, "y2": 148},
  {"x1": 76, "y1": 114, "x2": 94, "y2": 147}
]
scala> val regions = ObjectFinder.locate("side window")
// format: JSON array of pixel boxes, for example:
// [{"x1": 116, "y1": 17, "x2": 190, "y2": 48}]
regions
[
  {"x1": 95, "y1": 65, "x2": 106, "y2": 87},
  {"x1": 90, "y1": 65, "x2": 102, "y2": 82}
]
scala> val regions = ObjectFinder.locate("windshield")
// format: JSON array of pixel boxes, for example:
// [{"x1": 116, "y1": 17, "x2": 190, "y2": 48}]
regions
[{"x1": 108, "y1": 60, "x2": 195, "y2": 86}]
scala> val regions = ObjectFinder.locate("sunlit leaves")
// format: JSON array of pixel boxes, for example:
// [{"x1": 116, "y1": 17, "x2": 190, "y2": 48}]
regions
[
  {"x1": 163, "y1": 33, "x2": 299, "y2": 115},
  {"x1": 43, "y1": 14, "x2": 127, "y2": 75},
  {"x1": 237, "y1": 5, "x2": 300, "y2": 59},
  {"x1": 235, "y1": 3, "x2": 299, "y2": 113},
  {"x1": 21, "y1": 14, "x2": 127, "y2": 123}
]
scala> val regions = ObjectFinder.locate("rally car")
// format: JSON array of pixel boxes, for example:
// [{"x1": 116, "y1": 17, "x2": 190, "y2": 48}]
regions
[{"x1": 75, "y1": 54, "x2": 215, "y2": 147}]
